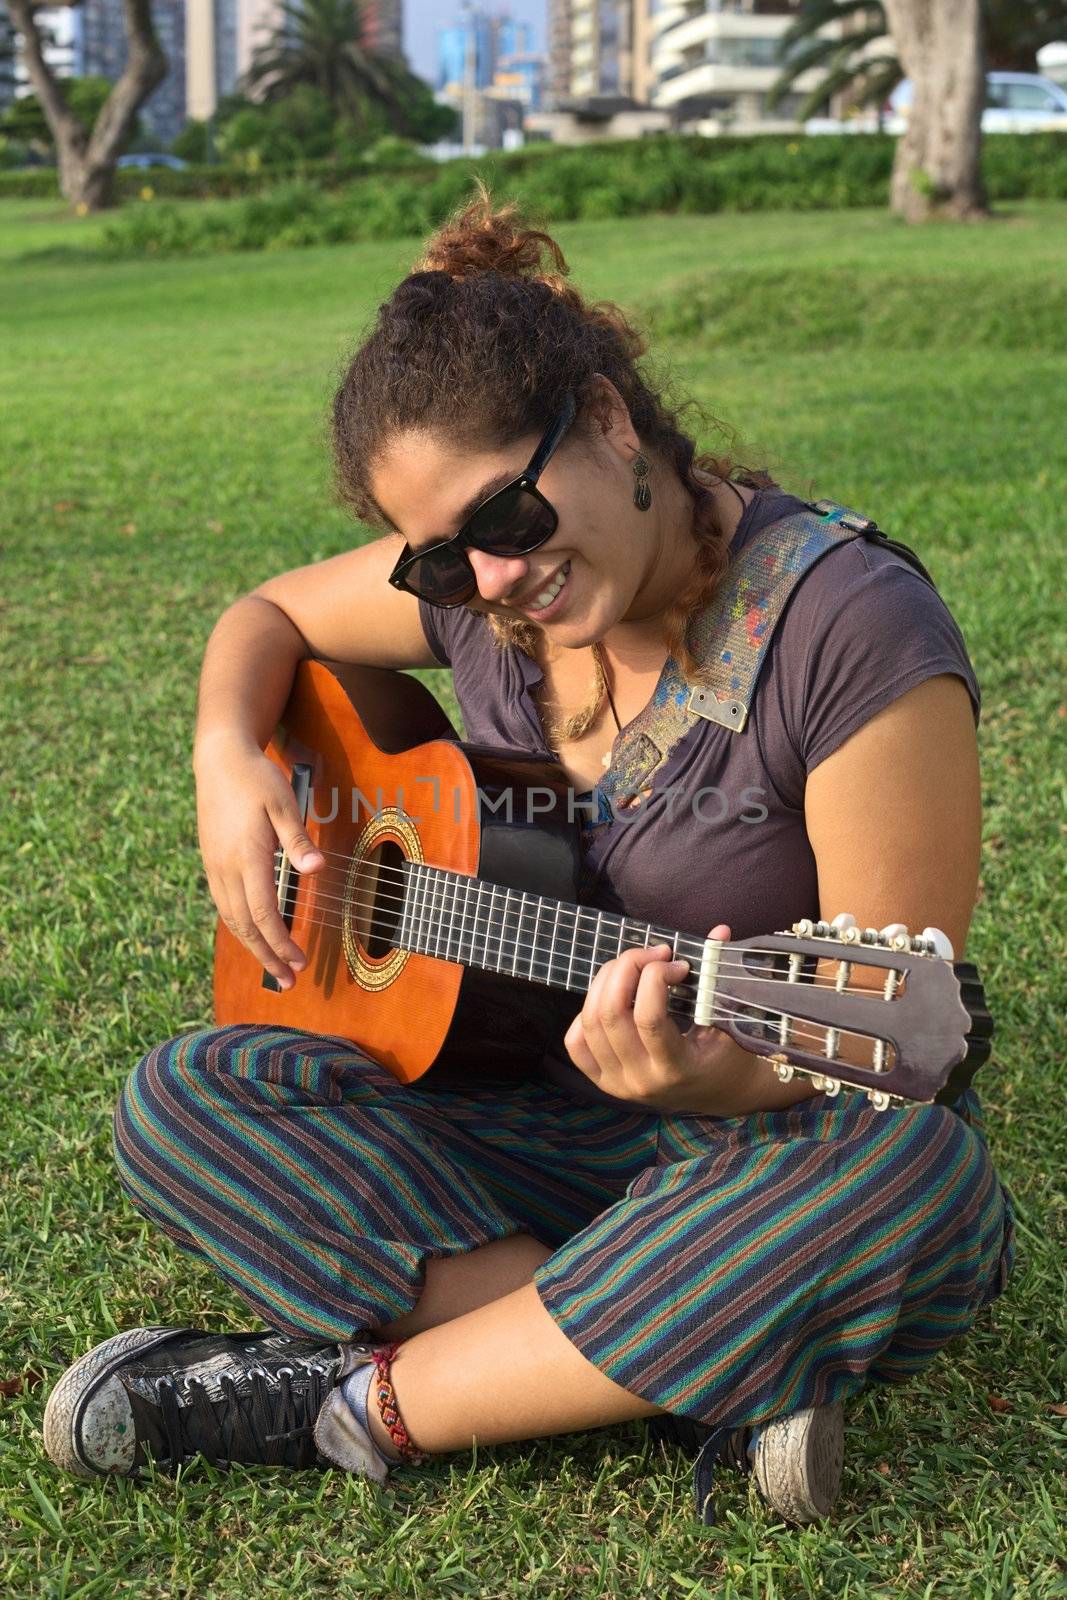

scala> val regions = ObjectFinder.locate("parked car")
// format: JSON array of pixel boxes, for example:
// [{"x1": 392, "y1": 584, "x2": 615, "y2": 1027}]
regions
[
  {"x1": 886, "y1": 72, "x2": 1067, "y2": 134},
  {"x1": 115, "y1": 153, "x2": 188, "y2": 171}
]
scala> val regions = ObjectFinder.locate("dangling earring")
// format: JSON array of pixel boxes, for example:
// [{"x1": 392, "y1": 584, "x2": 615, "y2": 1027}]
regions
[{"x1": 632, "y1": 453, "x2": 652, "y2": 511}]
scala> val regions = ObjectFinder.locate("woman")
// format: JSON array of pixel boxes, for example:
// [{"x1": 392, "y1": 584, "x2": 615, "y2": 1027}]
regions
[{"x1": 43, "y1": 193, "x2": 1016, "y2": 1525}]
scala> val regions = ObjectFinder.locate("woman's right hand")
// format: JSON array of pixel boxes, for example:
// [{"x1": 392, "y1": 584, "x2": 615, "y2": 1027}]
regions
[{"x1": 196, "y1": 742, "x2": 325, "y2": 990}]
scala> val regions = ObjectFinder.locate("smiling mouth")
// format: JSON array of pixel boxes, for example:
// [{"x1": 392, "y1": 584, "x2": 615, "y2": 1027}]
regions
[{"x1": 515, "y1": 560, "x2": 570, "y2": 614}]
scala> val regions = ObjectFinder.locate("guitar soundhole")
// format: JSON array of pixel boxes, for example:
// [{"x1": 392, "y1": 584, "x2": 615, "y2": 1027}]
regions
[{"x1": 355, "y1": 839, "x2": 406, "y2": 959}]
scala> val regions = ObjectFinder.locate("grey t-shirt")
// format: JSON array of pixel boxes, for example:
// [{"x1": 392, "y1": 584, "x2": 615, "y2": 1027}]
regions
[{"x1": 418, "y1": 485, "x2": 980, "y2": 1107}]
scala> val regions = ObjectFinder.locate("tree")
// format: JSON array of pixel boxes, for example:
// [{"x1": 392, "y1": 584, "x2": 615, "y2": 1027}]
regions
[
  {"x1": 771, "y1": 0, "x2": 1067, "y2": 222},
  {"x1": 883, "y1": 0, "x2": 987, "y2": 221},
  {"x1": 767, "y1": 0, "x2": 901, "y2": 126},
  {"x1": 770, "y1": 2, "x2": 1067, "y2": 124},
  {"x1": 243, "y1": 0, "x2": 444, "y2": 138},
  {"x1": 170, "y1": 116, "x2": 211, "y2": 164},
  {"x1": 6, "y1": 0, "x2": 166, "y2": 210},
  {"x1": 1, "y1": 76, "x2": 140, "y2": 153},
  {"x1": 216, "y1": 84, "x2": 340, "y2": 166}
]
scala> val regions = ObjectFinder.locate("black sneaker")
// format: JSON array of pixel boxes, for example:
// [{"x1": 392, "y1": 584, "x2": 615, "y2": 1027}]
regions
[
  {"x1": 650, "y1": 1400, "x2": 845, "y2": 1524},
  {"x1": 42, "y1": 1326, "x2": 388, "y2": 1481}
]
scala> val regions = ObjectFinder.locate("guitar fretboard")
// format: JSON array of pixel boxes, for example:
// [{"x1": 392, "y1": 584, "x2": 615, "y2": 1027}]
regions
[{"x1": 398, "y1": 860, "x2": 709, "y2": 1015}]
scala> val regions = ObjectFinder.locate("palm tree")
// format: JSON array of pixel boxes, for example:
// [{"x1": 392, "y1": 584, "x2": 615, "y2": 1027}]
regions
[
  {"x1": 767, "y1": 0, "x2": 1067, "y2": 124},
  {"x1": 765, "y1": 2, "x2": 899, "y2": 125},
  {"x1": 243, "y1": 0, "x2": 427, "y2": 135}
]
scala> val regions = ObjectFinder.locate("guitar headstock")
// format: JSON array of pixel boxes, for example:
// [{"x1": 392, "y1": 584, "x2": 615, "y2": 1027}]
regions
[{"x1": 716, "y1": 918, "x2": 977, "y2": 1108}]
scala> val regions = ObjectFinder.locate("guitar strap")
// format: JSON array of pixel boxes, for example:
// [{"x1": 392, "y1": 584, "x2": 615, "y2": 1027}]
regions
[{"x1": 594, "y1": 497, "x2": 936, "y2": 814}]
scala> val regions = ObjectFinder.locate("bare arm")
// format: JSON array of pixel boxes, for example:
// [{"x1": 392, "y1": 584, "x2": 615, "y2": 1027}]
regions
[
  {"x1": 564, "y1": 674, "x2": 982, "y2": 1116},
  {"x1": 728, "y1": 673, "x2": 980, "y2": 1114},
  {"x1": 747, "y1": 671, "x2": 981, "y2": 1112},
  {"x1": 193, "y1": 535, "x2": 441, "y2": 989}
]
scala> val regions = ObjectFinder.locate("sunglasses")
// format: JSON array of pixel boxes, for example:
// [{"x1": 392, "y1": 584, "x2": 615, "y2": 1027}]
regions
[{"x1": 387, "y1": 393, "x2": 577, "y2": 608}]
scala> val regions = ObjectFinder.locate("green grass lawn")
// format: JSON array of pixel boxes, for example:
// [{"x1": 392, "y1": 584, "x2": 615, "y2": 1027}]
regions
[{"x1": 2, "y1": 197, "x2": 1065, "y2": 1598}]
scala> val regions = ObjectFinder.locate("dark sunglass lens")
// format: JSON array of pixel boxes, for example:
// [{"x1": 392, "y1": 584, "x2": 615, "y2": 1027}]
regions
[
  {"x1": 403, "y1": 547, "x2": 475, "y2": 606},
  {"x1": 467, "y1": 488, "x2": 555, "y2": 555}
]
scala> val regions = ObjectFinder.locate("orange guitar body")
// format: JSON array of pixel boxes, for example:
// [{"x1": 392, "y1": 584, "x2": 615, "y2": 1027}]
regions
[{"x1": 213, "y1": 659, "x2": 580, "y2": 1084}]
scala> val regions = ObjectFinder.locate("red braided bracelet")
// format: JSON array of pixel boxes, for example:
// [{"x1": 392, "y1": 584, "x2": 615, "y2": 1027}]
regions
[{"x1": 371, "y1": 1342, "x2": 430, "y2": 1466}]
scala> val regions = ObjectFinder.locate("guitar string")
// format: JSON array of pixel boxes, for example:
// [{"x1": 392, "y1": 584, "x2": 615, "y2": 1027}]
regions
[
  {"x1": 262, "y1": 876, "x2": 904, "y2": 996},
  {"x1": 251, "y1": 953, "x2": 887, "y2": 1065},
  {"x1": 272, "y1": 839, "x2": 928, "y2": 960},
  {"x1": 268, "y1": 847, "x2": 925, "y2": 965},
  {"x1": 250, "y1": 898, "x2": 900, "y2": 1058},
  {"x1": 252, "y1": 896, "x2": 901, "y2": 1059}
]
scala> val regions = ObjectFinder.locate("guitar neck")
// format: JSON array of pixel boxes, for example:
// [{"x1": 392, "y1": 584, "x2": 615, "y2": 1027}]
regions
[{"x1": 399, "y1": 859, "x2": 705, "y2": 1014}]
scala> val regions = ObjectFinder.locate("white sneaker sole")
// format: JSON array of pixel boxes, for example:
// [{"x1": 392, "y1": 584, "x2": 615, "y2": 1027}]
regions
[
  {"x1": 43, "y1": 1327, "x2": 187, "y2": 1479},
  {"x1": 750, "y1": 1400, "x2": 845, "y2": 1522}
]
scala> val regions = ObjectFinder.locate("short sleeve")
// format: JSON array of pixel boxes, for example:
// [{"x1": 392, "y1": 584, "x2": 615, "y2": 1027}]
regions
[
  {"x1": 418, "y1": 596, "x2": 453, "y2": 667},
  {"x1": 778, "y1": 539, "x2": 981, "y2": 776}
]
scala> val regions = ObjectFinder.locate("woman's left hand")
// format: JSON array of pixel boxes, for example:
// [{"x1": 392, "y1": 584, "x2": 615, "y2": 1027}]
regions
[{"x1": 563, "y1": 923, "x2": 756, "y2": 1114}]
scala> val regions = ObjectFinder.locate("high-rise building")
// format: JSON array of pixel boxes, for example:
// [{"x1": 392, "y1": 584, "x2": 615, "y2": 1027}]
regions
[
  {"x1": 3, "y1": 0, "x2": 411, "y2": 144},
  {"x1": 1, "y1": 7, "x2": 21, "y2": 113},
  {"x1": 437, "y1": 11, "x2": 532, "y2": 98},
  {"x1": 1, "y1": 2, "x2": 83, "y2": 108},
  {"x1": 81, "y1": 0, "x2": 186, "y2": 146},
  {"x1": 547, "y1": 0, "x2": 842, "y2": 127},
  {"x1": 546, "y1": 0, "x2": 634, "y2": 105},
  {"x1": 491, "y1": 51, "x2": 544, "y2": 112},
  {"x1": 359, "y1": 0, "x2": 402, "y2": 59},
  {"x1": 649, "y1": 0, "x2": 832, "y2": 131}
]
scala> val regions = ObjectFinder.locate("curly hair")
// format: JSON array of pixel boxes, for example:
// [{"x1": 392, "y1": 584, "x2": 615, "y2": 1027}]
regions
[{"x1": 331, "y1": 180, "x2": 770, "y2": 745}]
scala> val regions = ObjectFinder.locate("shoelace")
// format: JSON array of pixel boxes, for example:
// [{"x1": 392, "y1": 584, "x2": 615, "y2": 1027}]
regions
[
  {"x1": 151, "y1": 1361, "x2": 336, "y2": 1469},
  {"x1": 693, "y1": 1424, "x2": 756, "y2": 1526}
]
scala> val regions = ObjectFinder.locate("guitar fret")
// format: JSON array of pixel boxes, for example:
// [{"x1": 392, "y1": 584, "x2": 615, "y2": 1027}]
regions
[
  {"x1": 565, "y1": 904, "x2": 579, "y2": 990},
  {"x1": 486, "y1": 883, "x2": 500, "y2": 970},
  {"x1": 443, "y1": 871, "x2": 458, "y2": 964},
  {"x1": 436, "y1": 870, "x2": 449, "y2": 962},
  {"x1": 530, "y1": 896, "x2": 545, "y2": 983},
  {"x1": 476, "y1": 882, "x2": 488, "y2": 968},
  {"x1": 425, "y1": 868, "x2": 437, "y2": 960},
  {"x1": 549, "y1": 901, "x2": 563, "y2": 987},
  {"x1": 591, "y1": 910, "x2": 605, "y2": 980},
  {"x1": 460, "y1": 875, "x2": 475, "y2": 966},
  {"x1": 433, "y1": 869, "x2": 446, "y2": 961},
  {"x1": 502, "y1": 887, "x2": 514, "y2": 973},
  {"x1": 511, "y1": 889, "x2": 524, "y2": 972},
  {"x1": 419, "y1": 870, "x2": 431, "y2": 953}
]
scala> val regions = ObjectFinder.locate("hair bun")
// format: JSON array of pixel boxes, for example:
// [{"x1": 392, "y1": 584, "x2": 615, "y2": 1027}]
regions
[{"x1": 413, "y1": 179, "x2": 570, "y2": 290}]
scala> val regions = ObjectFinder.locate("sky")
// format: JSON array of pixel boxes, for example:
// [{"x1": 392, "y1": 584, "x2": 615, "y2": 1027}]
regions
[{"x1": 404, "y1": 0, "x2": 547, "y2": 85}]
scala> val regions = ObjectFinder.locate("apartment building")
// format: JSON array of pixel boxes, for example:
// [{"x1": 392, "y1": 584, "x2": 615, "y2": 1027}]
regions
[
  {"x1": 651, "y1": 0, "x2": 839, "y2": 131},
  {"x1": 547, "y1": 0, "x2": 841, "y2": 131}
]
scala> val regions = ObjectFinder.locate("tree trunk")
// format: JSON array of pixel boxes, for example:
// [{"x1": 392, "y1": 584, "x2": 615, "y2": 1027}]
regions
[
  {"x1": 883, "y1": 0, "x2": 987, "y2": 223},
  {"x1": 7, "y1": 0, "x2": 166, "y2": 212}
]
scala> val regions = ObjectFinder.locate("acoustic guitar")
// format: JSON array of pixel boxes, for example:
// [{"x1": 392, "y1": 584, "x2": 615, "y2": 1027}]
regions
[{"x1": 213, "y1": 659, "x2": 992, "y2": 1108}]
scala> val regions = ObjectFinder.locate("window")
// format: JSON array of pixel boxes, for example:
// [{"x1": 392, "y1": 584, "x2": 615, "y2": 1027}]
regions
[{"x1": 1004, "y1": 82, "x2": 1058, "y2": 111}]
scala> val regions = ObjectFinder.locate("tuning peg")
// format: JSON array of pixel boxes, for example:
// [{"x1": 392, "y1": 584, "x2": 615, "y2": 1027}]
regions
[
  {"x1": 921, "y1": 926, "x2": 954, "y2": 959},
  {"x1": 879, "y1": 922, "x2": 907, "y2": 940},
  {"x1": 810, "y1": 1074, "x2": 842, "y2": 1096},
  {"x1": 831, "y1": 912, "x2": 857, "y2": 932},
  {"x1": 866, "y1": 1089, "x2": 892, "y2": 1110}
]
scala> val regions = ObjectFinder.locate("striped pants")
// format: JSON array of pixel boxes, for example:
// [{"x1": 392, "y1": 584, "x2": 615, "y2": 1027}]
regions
[{"x1": 113, "y1": 1025, "x2": 1016, "y2": 1430}]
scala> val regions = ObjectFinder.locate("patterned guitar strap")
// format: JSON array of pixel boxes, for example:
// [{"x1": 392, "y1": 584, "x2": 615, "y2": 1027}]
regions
[{"x1": 593, "y1": 497, "x2": 936, "y2": 817}]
